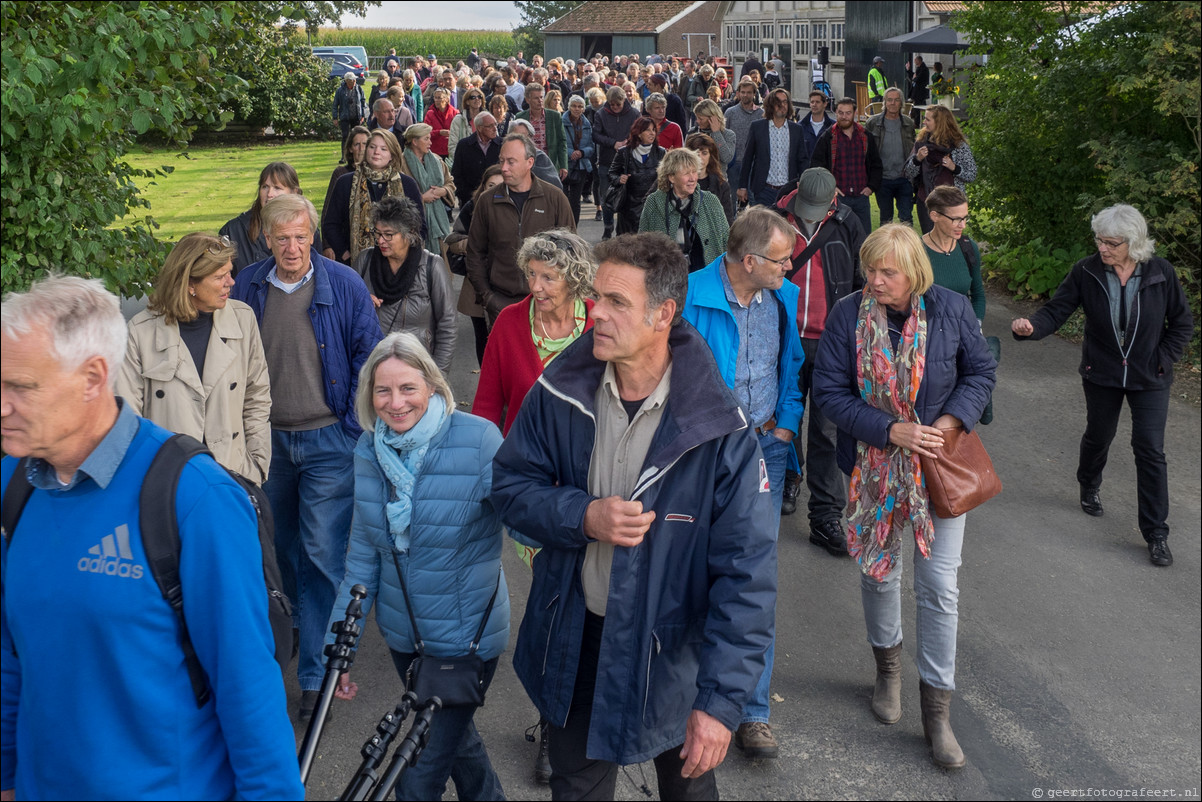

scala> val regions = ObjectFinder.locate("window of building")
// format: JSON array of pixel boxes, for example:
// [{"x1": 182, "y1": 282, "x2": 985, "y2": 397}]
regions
[
  {"x1": 780, "y1": 23, "x2": 792, "y2": 41},
  {"x1": 761, "y1": 23, "x2": 774, "y2": 41},
  {"x1": 794, "y1": 23, "x2": 809, "y2": 57},
  {"x1": 830, "y1": 22, "x2": 845, "y2": 59},
  {"x1": 812, "y1": 22, "x2": 827, "y2": 57}
]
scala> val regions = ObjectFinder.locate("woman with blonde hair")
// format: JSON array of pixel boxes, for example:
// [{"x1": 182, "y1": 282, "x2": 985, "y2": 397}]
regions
[
  {"x1": 904, "y1": 104, "x2": 977, "y2": 233},
  {"x1": 323, "y1": 128, "x2": 425, "y2": 263},
  {"x1": 637, "y1": 147, "x2": 729, "y2": 271},
  {"x1": 812, "y1": 223, "x2": 995, "y2": 770},
  {"x1": 687, "y1": 98, "x2": 736, "y2": 172},
  {"x1": 118, "y1": 233, "x2": 271, "y2": 483}
]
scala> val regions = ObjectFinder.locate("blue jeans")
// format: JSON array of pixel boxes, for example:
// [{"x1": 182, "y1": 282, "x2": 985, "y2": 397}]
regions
[
  {"x1": 742, "y1": 430, "x2": 788, "y2": 724},
  {"x1": 875, "y1": 176, "x2": 914, "y2": 225},
  {"x1": 389, "y1": 652, "x2": 505, "y2": 801},
  {"x1": 265, "y1": 424, "x2": 356, "y2": 691},
  {"x1": 841, "y1": 192, "x2": 873, "y2": 235},
  {"x1": 860, "y1": 512, "x2": 966, "y2": 690}
]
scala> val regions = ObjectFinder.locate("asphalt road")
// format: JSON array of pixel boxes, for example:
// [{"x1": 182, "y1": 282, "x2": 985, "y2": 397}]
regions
[{"x1": 293, "y1": 211, "x2": 1201, "y2": 801}]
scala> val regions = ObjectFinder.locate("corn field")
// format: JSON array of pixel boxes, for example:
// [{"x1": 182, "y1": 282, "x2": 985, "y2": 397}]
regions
[{"x1": 311, "y1": 28, "x2": 517, "y2": 63}]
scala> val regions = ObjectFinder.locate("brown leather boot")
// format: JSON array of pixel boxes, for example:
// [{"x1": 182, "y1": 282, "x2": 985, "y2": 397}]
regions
[
  {"x1": 920, "y1": 681, "x2": 966, "y2": 769},
  {"x1": 871, "y1": 643, "x2": 903, "y2": 724}
]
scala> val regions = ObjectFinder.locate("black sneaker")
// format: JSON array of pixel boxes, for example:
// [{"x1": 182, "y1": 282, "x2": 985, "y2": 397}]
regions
[
  {"x1": 1080, "y1": 486, "x2": 1103, "y2": 517},
  {"x1": 1148, "y1": 538, "x2": 1173, "y2": 567},
  {"x1": 809, "y1": 519, "x2": 849, "y2": 557},
  {"x1": 781, "y1": 472, "x2": 801, "y2": 516},
  {"x1": 298, "y1": 690, "x2": 329, "y2": 727}
]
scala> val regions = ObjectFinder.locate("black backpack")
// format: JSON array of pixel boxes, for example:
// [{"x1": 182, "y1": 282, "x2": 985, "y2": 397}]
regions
[{"x1": 2, "y1": 432, "x2": 294, "y2": 708}]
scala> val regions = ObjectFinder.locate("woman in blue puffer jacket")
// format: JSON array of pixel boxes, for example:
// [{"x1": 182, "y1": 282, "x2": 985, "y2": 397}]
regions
[{"x1": 327, "y1": 331, "x2": 509, "y2": 801}]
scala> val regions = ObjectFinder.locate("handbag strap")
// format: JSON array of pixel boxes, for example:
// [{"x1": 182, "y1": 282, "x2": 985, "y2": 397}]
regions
[{"x1": 391, "y1": 551, "x2": 500, "y2": 656}]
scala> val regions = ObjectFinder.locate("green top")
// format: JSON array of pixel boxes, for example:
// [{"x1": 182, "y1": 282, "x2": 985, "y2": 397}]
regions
[{"x1": 925, "y1": 237, "x2": 985, "y2": 320}]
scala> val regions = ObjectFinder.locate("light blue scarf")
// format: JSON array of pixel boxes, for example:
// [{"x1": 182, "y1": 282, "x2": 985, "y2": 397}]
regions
[{"x1": 373, "y1": 393, "x2": 448, "y2": 551}]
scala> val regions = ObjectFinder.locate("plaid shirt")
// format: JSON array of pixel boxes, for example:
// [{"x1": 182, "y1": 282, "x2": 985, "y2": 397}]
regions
[{"x1": 829, "y1": 123, "x2": 869, "y2": 195}]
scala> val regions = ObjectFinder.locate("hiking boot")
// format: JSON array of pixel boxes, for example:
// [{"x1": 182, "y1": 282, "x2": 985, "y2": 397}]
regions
[
  {"x1": 533, "y1": 719, "x2": 551, "y2": 784},
  {"x1": 734, "y1": 721, "x2": 779, "y2": 759},
  {"x1": 809, "y1": 519, "x2": 849, "y2": 556},
  {"x1": 871, "y1": 643, "x2": 903, "y2": 724},
  {"x1": 602, "y1": 226, "x2": 613, "y2": 240},
  {"x1": 781, "y1": 472, "x2": 801, "y2": 516},
  {"x1": 298, "y1": 690, "x2": 326, "y2": 727},
  {"x1": 1080, "y1": 486, "x2": 1103, "y2": 517},
  {"x1": 920, "y1": 682, "x2": 965, "y2": 769},
  {"x1": 1148, "y1": 538, "x2": 1173, "y2": 567}
]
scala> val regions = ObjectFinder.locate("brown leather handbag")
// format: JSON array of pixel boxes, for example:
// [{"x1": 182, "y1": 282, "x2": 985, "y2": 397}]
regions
[{"x1": 920, "y1": 426, "x2": 1002, "y2": 518}]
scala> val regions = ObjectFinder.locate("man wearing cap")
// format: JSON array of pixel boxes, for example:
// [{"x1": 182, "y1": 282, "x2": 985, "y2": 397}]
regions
[
  {"x1": 772, "y1": 167, "x2": 865, "y2": 553},
  {"x1": 333, "y1": 72, "x2": 366, "y2": 160},
  {"x1": 868, "y1": 57, "x2": 888, "y2": 105}
]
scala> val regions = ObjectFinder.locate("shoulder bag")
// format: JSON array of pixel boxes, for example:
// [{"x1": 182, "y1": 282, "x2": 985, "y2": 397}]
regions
[
  {"x1": 919, "y1": 425, "x2": 1003, "y2": 518},
  {"x1": 391, "y1": 551, "x2": 499, "y2": 707}
]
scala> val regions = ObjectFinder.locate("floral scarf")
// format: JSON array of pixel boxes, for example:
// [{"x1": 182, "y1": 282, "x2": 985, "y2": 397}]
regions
[
  {"x1": 349, "y1": 164, "x2": 408, "y2": 262},
  {"x1": 373, "y1": 393, "x2": 448, "y2": 552},
  {"x1": 530, "y1": 297, "x2": 588, "y2": 364},
  {"x1": 402, "y1": 149, "x2": 452, "y2": 252},
  {"x1": 846, "y1": 292, "x2": 934, "y2": 581}
]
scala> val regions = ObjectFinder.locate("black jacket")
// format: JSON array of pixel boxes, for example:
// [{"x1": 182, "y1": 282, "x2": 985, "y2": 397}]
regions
[
  {"x1": 608, "y1": 145, "x2": 665, "y2": 234},
  {"x1": 450, "y1": 134, "x2": 500, "y2": 206},
  {"x1": 810, "y1": 123, "x2": 883, "y2": 194},
  {"x1": 1014, "y1": 254, "x2": 1194, "y2": 390},
  {"x1": 739, "y1": 119, "x2": 808, "y2": 194}
]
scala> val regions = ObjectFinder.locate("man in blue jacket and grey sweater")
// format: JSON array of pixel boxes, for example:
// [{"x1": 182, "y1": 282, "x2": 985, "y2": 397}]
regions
[
  {"x1": 491, "y1": 232, "x2": 777, "y2": 799},
  {"x1": 682, "y1": 206, "x2": 805, "y2": 760},
  {"x1": 233, "y1": 193, "x2": 382, "y2": 726}
]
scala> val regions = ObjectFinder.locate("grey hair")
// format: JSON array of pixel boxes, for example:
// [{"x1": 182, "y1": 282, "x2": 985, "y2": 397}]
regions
[
  {"x1": 1092, "y1": 204, "x2": 1156, "y2": 262},
  {"x1": 515, "y1": 229, "x2": 597, "y2": 301},
  {"x1": 524, "y1": 82, "x2": 545, "y2": 97},
  {"x1": 373, "y1": 97, "x2": 395, "y2": 114},
  {"x1": 644, "y1": 92, "x2": 667, "y2": 110},
  {"x1": 1, "y1": 273, "x2": 127, "y2": 387},
  {"x1": 370, "y1": 195, "x2": 425, "y2": 249},
  {"x1": 568, "y1": 94, "x2": 586, "y2": 108},
  {"x1": 474, "y1": 110, "x2": 496, "y2": 128},
  {"x1": 402, "y1": 69, "x2": 415, "y2": 80},
  {"x1": 726, "y1": 205, "x2": 796, "y2": 263},
  {"x1": 883, "y1": 86, "x2": 904, "y2": 101},
  {"x1": 605, "y1": 85, "x2": 626, "y2": 104},
  {"x1": 355, "y1": 331, "x2": 454, "y2": 432},
  {"x1": 262, "y1": 194, "x2": 319, "y2": 236}
]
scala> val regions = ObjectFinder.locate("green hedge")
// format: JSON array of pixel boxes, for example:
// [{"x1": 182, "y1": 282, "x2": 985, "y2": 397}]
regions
[{"x1": 311, "y1": 28, "x2": 517, "y2": 63}]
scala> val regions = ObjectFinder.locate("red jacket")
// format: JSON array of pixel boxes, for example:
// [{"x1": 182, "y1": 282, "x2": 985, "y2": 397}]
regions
[
  {"x1": 656, "y1": 119, "x2": 683, "y2": 150},
  {"x1": 471, "y1": 295, "x2": 594, "y2": 435},
  {"x1": 424, "y1": 104, "x2": 458, "y2": 157}
]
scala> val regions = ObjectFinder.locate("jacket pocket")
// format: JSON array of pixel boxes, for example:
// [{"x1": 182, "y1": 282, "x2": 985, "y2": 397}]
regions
[{"x1": 641, "y1": 620, "x2": 704, "y2": 729}]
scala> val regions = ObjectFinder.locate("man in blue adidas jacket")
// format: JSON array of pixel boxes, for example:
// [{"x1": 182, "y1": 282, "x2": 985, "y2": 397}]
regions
[
  {"x1": 1, "y1": 275, "x2": 302, "y2": 800},
  {"x1": 491, "y1": 233, "x2": 776, "y2": 799},
  {"x1": 682, "y1": 206, "x2": 804, "y2": 760}
]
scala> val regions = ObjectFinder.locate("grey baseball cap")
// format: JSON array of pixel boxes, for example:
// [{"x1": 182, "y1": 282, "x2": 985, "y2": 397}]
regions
[{"x1": 792, "y1": 168, "x2": 837, "y2": 221}]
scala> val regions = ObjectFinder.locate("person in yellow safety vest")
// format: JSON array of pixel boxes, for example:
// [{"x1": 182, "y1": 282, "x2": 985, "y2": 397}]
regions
[{"x1": 868, "y1": 56, "x2": 888, "y2": 104}]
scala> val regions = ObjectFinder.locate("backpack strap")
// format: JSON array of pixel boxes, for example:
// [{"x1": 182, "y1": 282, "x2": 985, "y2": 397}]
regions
[
  {"x1": 959, "y1": 236, "x2": 980, "y2": 283},
  {"x1": 1, "y1": 458, "x2": 33, "y2": 545},
  {"x1": 140, "y1": 433, "x2": 212, "y2": 708}
]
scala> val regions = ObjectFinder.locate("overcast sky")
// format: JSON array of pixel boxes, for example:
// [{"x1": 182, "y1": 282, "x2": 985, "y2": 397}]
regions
[{"x1": 339, "y1": 1, "x2": 522, "y2": 30}]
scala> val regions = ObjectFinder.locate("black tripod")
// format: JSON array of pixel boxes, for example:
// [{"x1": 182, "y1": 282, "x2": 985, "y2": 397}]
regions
[
  {"x1": 299, "y1": 584, "x2": 367, "y2": 783},
  {"x1": 339, "y1": 693, "x2": 442, "y2": 801}
]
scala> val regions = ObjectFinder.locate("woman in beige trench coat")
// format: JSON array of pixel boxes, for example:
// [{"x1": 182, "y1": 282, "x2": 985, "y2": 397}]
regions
[{"x1": 117, "y1": 233, "x2": 272, "y2": 484}]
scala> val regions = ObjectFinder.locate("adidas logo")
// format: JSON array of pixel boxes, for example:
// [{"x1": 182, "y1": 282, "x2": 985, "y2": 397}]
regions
[{"x1": 77, "y1": 524, "x2": 145, "y2": 580}]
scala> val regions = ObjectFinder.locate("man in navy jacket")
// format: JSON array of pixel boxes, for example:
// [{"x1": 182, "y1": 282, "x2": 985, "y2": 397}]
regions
[
  {"x1": 492, "y1": 233, "x2": 777, "y2": 799},
  {"x1": 232, "y1": 194, "x2": 381, "y2": 726},
  {"x1": 738, "y1": 88, "x2": 809, "y2": 208}
]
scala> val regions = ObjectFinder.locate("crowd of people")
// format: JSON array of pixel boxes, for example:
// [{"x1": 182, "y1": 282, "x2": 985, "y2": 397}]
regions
[{"x1": 1, "y1": 45, "x2": 1194, "y2": 802}]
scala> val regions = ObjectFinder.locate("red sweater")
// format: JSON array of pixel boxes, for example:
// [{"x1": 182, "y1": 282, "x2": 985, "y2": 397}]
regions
[
  {"x1": 656, "y1": 119, "x2": 683, "y2": 150},
  {"x1": 424, "y1": 104, "x2": 458, "y2": 157},
  {"x1": 471, "y1": 295, "x2": 594, "y2": 435}
]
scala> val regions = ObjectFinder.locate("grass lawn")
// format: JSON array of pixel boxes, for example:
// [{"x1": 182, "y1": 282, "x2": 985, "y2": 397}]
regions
[{"x1": 119, "y1": 138, "x2": 343, "y2": 243}]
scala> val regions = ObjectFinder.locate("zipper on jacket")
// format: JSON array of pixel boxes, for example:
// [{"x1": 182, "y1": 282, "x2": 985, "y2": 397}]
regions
[
  {"x1": 542, "y1": 594, "x2": 560, "y2": 676},
  {"x1": 630, "y1": 407, "x2": 749, "y2": 501},
  {"x1": 642, "y1": 631, "x2": 662, "y2": 721},
  {"x1": 1087, "y1": 267, "x2": 1139, "y2": 387}
]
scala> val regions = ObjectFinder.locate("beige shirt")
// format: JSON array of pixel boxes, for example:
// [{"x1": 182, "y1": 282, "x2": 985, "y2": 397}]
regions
[{"x1": 581, "y1": 360, "x2": 672, "y2": 616}]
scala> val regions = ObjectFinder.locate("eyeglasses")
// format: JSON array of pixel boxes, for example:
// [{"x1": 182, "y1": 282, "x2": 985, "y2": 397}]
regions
[
  {"x1": 752, "y1": 252, "x2": 792, "y2": 269},
  {"x1": 207, "y1": 234, "x2": 232, "y2": 255},
  {"x1": 932, "y1": 210, "x2": 970, "y2": 225},
  {"x1": 1094, "y1": 237, "x2": 1127, "y2": 250},
  {"x1": 372, "y1": 229, "x2": 398, "y2": 242}
]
